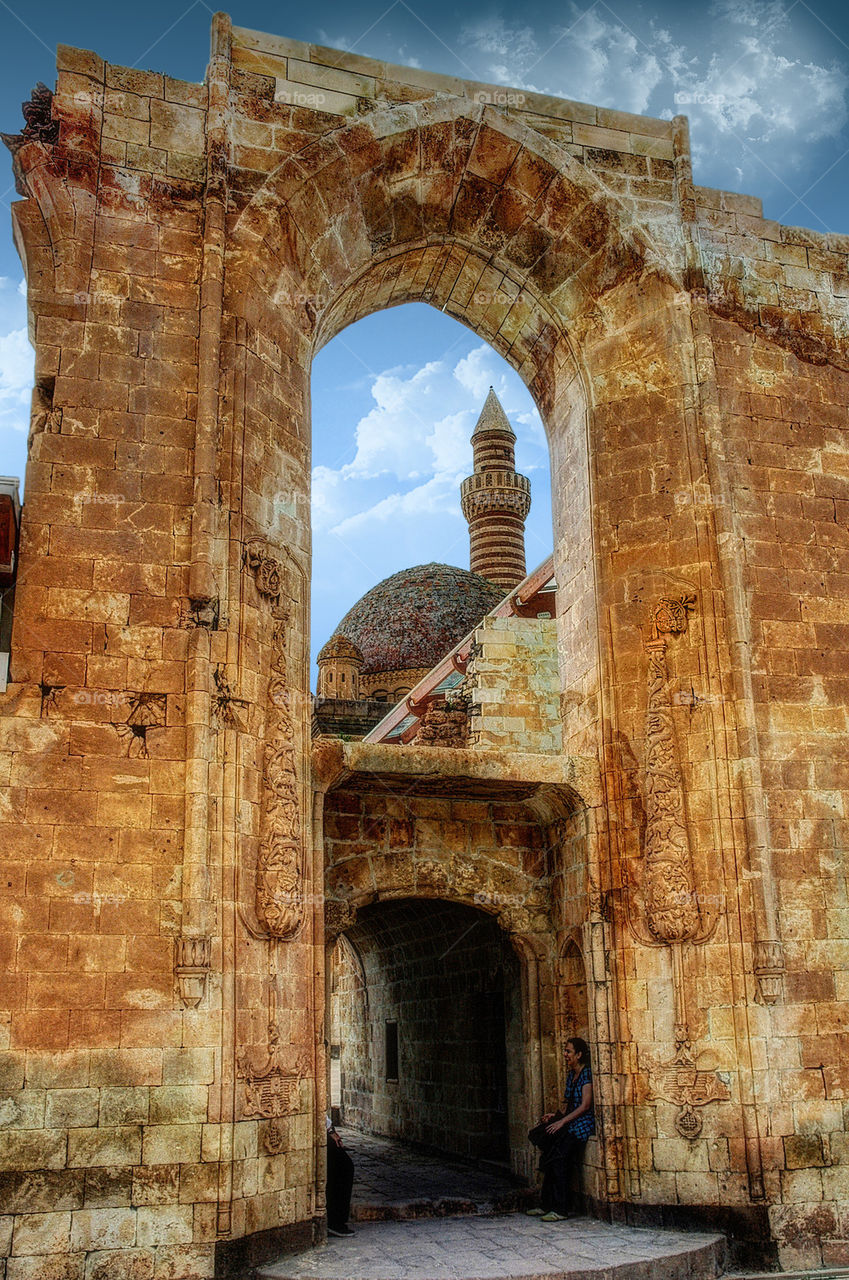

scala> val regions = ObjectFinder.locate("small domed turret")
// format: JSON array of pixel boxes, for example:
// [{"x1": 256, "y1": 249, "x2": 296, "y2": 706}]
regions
[{"x1": 317, "y1": 634, "x2": 364, "y2": 700}]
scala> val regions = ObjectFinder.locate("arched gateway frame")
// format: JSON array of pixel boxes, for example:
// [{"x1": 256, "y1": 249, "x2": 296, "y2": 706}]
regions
[
  {"x1": 7, "y1": 11, "x2": 829, "y2": 1276},
  {"x1": 223, "y1": 43, "x2": 670, "y2": 1227},
  {"x1": 317, "y1": 764, "x2": 600, "y2": 1187}
]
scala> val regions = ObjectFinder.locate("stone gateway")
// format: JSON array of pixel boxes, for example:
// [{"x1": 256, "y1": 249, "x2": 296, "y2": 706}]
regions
[{"x1": 1, "y1": 11, "x2": 849, "y2": 1278}]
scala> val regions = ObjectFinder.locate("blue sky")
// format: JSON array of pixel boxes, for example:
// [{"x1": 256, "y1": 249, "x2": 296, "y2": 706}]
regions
[{"x1": 0, "y1": 0, "x2": 847, "y2": 677}]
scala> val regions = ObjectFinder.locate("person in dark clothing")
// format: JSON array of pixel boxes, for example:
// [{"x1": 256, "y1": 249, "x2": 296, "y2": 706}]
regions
[
  {"x1": 326, "y1": 1117, "x2": 355, "y2": 1238},
  {"x1": 527, "y1": 1037, "x2": 595, "y2": 1221}
]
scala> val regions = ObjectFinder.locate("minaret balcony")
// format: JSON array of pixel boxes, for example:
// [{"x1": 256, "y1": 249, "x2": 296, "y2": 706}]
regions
[{"x1": 461, "y1": 470, "x2": 531, "y2": 520}]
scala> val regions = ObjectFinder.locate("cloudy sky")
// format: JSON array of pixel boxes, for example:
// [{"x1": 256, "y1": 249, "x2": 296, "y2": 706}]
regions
[{"x1": 0, "y1": 0, "x2": 846, "y2": 676}]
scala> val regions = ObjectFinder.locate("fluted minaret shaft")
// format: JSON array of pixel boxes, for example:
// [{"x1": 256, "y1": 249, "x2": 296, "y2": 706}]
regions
[{"x1": 460, "y1": 387, "x2": 531, "y2": 591}]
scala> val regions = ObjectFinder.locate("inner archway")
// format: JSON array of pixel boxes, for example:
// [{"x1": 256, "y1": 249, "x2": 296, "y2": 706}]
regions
[{"x1": 329, "y1": 898, "x2": 522, "y2": 1167}]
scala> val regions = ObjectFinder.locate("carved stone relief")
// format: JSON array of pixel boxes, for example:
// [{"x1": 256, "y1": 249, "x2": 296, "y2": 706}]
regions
[
  {"x1": 174, "y1": 935, "x2": 212, "y2": 1009},
  {"x1": 643, "y1": 594, "x2": 700, "y2": 944},
  {"x1": 237, "y1": 1036, "x2": 309, "y2": 1119},
  {"x1": 643, "y1": 1029, "x2": 730, "y2": 1141},
  {"x1": 244, "y1": 538, "x2": 307, "y2": 941}
]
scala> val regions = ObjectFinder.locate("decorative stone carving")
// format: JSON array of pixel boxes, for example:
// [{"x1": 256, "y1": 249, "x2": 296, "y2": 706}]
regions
[
  {"x1": 644, "y1": 1030, "x2": 730, "y2": 1140},
  {"x1": 754, "y1": 938, "x2": 785, "y2": 1005},
  {"x1": 116, "y1": 692, "x2": 168, "y2": 758},
  {"x1": 246, "y1": 539, "x2": 305, "y2": 940},
  {"x1": 1, "y1": 82, "x2": 60, "y2": 153},
  {"x1": 262, "y1": 1117, "x2": 288, "y2": 1155},
  {"x1": 237, "y1": 1037, "x2": 308, "y2": 1119},
  {"x1": 127, "y1": 692, "x2": 167, "y2": 727},
  {"x1": 642, "y1": 594, "x2": 700, "y2": 943},
  {"x1": 246, "y1": 539, "x2": 282, "y2": 599},
  {"x1": 174, "y1": 936, "x2": 211, "y2": 1008},
  {"x1": 650, "y1": 596, "x2": 694, "y2": 639},
  {"x1": 212, "y1": 664, "x2": 248, "y2": 730}
]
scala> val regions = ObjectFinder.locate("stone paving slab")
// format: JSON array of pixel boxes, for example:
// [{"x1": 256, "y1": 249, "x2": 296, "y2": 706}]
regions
[
  {"x1": 259, "y1": 1216, "x2": 727, "y2": 1280},
  {"x1": 346, "y1": 1128, "x2": 532, "y2": 1220}
]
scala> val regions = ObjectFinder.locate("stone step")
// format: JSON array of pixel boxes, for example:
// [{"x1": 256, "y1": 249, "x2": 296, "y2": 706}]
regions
[
  {"x1": 258, "y1": 1215, "x2": 727, "y2": 1280},
  {"x1": 730, "y1": 1271, "x2": 849, "y2": 1280},
  {"x1": 352, "y1": 1186, "x2": 536, "y2": 1221}
]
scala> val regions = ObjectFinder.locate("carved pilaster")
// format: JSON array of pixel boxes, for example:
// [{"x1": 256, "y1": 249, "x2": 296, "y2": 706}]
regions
[
  {"x1": 643, "y1": 595, "x2": 700, "y2": 943},
  {"x1": 754, "y1": 937, "x2": 785, "y2": 1004},
  {"x1": 246, "y1": 539, "x2": 306, "y2": 941},
  {"x1": 174, "y1": 936, "x2": 211, "y2": 1008}
]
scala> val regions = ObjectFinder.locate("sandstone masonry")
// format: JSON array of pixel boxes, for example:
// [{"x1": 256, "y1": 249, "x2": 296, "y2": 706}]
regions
[{"x1": 0, "y1": 13, "x2": 847, "y2": 1277}]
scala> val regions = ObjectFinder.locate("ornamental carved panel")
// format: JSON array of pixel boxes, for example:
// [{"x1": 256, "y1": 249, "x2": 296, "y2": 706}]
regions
[
  {"x1": 632, "y1": 592, "x2": 715, "y2": 947},
  {"x1": 240, "y1": 538, "x2": 309, "y2": 941}
]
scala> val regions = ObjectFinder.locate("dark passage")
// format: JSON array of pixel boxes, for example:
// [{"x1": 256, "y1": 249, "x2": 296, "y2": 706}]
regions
[{"x1": 330, "y1": 898, "x2": 521, "y2": 1163}]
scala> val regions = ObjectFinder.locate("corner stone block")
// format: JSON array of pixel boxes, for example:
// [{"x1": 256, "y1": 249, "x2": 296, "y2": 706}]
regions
[
  {"x1": 6, "y1": 1258, "x2": 86, "y2": 1280},
  {"x1": 83, "y1": 1249, "x2": 155, "y2": 1280},
  {"x1": 141, "y1": 1124, "x2": 202, "y2": 1166},
  {"x1": 161, "y1": 1048, "x2": 215, "y2": 1085},
  {"x1": 45, "y1": 1089, "x2": 100, "y2": 1129},
  {"x1": 67, "y1": 1126, "x2": 142, "y2": 1169},
  {"x1": 0, "y1": 1130, "x2": 67, "y2": 1171}
]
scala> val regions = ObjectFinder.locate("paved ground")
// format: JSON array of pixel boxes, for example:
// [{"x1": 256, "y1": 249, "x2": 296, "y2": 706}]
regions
[
  {"x1": 259, "y1": 1216, "x2": 727, "y2": 1280},
  {"x1": 261, "y1": 1130, "x2": 726, "y2": 1280},
  {"x1": 347, "y1": 1128, "x2": 533, "y2": 1220}
]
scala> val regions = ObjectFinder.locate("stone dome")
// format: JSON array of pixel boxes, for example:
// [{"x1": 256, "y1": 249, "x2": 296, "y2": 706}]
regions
[
  {"x1": 317, "y1": 634, "x2": 364, "y2": 665},
  {"x1": 334, "y1": 563, "x2": 504, "y2": 677}
]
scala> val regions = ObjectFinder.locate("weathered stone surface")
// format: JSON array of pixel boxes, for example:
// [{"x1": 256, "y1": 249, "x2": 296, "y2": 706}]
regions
[{"x1": 0, "y1": 10, "x2": 848, "y2": 1279}]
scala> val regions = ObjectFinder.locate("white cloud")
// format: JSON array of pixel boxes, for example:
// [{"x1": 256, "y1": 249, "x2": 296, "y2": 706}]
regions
[
  {"x1": 454, "y1": 346, "x2": 509, "y2": 403},
  {"x1": 462, "y1": 17, "x2": 538, "y2": 67},
  {"x1": 0, "y1": 326, "x2": 33, "y2": 433},
  {"x1": 462, "y1": 9, "x2": 667, "y2": 113},
  {"x1": 332, "y1": 475, "x2": 459, "y2": 537},
  {"x1": 311, "y1": 464, "x2": 346, "y2": 534},
  {"x1": 461, "y1": 4, "x2": 848, "y2": 186},
  {"x1": 312, "y1": 343, "x2": 545, "y2": 539},
  {"x1": 552, "y1": 9, "x2": 666, "y2": 115}
]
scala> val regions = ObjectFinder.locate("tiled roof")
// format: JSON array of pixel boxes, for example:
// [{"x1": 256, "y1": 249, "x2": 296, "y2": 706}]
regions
[{"x1": 333, "y1": 563, "x2": 503, "y2": 677}]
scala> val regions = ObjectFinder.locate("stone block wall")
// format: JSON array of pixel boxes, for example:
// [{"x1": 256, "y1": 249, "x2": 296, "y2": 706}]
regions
[
  {"x1": 466, "y1": 615, "x2": 562, "y2": 753},
  {"x1": 1, "y1": 10, "x2": 849, "y2": 1274}
]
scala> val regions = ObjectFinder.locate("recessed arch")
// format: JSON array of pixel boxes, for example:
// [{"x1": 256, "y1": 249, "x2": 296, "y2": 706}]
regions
[
  {"x1": 230, "y1": 99, "x2": 678, "y2": 342},
  {"x1": 328, "y1": 896, "x2": 529, "y2": 1170}
]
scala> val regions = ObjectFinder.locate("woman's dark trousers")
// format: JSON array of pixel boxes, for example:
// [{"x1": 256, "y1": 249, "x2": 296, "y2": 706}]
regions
[
  {"x1": 326, "y1": 1136, "x2": 354, "y2": 1230},
  {"x1": 540, "y1": 1133, "x2": 585, "y2": 1215}
]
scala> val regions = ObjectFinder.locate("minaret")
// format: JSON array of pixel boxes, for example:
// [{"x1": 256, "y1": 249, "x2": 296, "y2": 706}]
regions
[{"x1": 460, "y1": 388, "x2": 531, "y2": 590}]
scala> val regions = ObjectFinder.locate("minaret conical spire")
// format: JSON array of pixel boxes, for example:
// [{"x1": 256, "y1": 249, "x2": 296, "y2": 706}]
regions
[{"x1": 460, "y1": 387, "x2": 531, "y2": 590}]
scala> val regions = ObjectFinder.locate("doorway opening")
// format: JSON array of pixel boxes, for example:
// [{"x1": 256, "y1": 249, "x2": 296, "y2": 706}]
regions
[{"x1": 329, "y1": 898, "x2": 522, "y2": 1166}]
